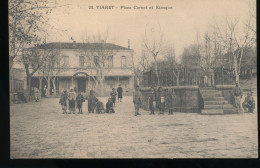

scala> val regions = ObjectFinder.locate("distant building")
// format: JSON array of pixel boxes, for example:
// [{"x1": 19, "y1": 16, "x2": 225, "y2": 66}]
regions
[
  {"x1": 31, "y1": 42, "x2": 134, "y2": 96},
  {"x1": 10, "y1": 68, "x2": 25, "y2": 93}
]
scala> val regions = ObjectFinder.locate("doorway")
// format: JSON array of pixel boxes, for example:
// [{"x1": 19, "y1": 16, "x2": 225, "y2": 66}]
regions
[{"x1": 77, "y1": 78, "x2": 86, "y2": 93}]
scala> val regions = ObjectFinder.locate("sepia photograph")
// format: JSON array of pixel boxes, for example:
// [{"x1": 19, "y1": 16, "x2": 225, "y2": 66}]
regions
[{"x1": 9, "y1": 0, "x2": 257, "y2": 158}]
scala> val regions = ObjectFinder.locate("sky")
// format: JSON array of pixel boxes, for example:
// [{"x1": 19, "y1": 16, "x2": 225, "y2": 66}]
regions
[{"x1": 44, "y1": 0, "x2": 255, "y2": 62}]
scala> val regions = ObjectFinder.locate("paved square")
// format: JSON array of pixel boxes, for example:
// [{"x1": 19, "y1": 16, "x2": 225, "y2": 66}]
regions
[{"x1": 10, "y1": 96, "x2": 258, "y2": 158}]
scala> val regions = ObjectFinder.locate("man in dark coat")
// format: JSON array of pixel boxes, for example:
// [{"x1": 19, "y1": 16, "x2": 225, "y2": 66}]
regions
[
  {"x1": 133, "y1": 85, "x2": 143, "y2": 116},
  {"x1": 86, "y1": 90, "x2": 97, "y2": 113},
  {"x1": 117, "y1": 84, "x2": 123, "y2": 103}
]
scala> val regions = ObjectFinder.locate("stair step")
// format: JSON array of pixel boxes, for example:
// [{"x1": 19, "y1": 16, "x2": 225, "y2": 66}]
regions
[
  {"x1": 200, "y1": 90, "x2": 221, "y2": 94},
  {"x1": 204, "y1": 104, "x2": 234, "y2": 109},
  {"x1": 201, "y1": 109, "x2": 224, "y2": 115},
  {"x1": 203, "y1": 97, "x2": 225, "y2": 101},
  {"x1": 223, "y1": 108, "x2": 238, "y2": 114},
  {"x1": 202, "y1": 93, "x2": 222, "y2": 98},
  {"x1": 204, "y1": 101, "x2": 228, "y2": 105}
]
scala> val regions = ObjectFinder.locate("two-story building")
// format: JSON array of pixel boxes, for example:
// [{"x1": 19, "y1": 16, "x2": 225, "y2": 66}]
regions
[{"x1": 31, "y1": 42, "x2": 134, "y2": 96}]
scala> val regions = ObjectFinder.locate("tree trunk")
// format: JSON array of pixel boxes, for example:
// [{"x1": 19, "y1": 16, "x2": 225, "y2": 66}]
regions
[
  {"x1": 100, "y1": 78, "x2": 104, "y2": 96},
  {"x1": 39, "y1": 77, "x2": 43, "y2": 96},
  {"x1": 26, "y1": 75, "x2": 31, "y2": 100},
  {"x1": 176, "y1": 71, "x2": 180, "y2": 86},
  {"x1": 47, "y1": 75, "x2": 51, "y2": 96},
  {"x1": 233, "y1": 53, "x2": 239, "y2": 84},
  {"x1": 154, "y1": 56, "x2": 160, "y2": 86},
  {"x1": 51, "y1": 77, "x2": 56, "y2": 96}
]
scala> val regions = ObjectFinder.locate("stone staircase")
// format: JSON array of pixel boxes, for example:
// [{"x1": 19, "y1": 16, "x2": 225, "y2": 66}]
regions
[{"x1": 200, "y1": 87, "x2": 237, "y2": 114}]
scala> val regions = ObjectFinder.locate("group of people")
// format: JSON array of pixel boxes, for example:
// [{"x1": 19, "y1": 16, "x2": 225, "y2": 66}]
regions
[
  {"x1": 58, "y1": 84, "x2": 124, "y2": 114},
  {"x1": 133, "y1": 85, "x2": 177, "y2": 116},
  {"x1": 234, "y1": 82, "x2": 255, "y2": 113}
]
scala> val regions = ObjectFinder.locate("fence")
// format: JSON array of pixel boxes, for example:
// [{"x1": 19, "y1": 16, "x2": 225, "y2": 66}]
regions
[{"x1": 143, "y1": 67, "x2": 235, "y2": 87}]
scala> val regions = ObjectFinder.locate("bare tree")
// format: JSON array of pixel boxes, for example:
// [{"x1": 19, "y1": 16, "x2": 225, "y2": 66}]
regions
[
  {"x1": 163, "y1": 46, "x2": 181, "y2": 86},
  {"x1": 21, "y1": 46, "x2": 50, "y2": 99},
  {"x1": 9, "y1": 0, "x2": 56, "y2": 71},
  {"x1": 130, "y1": 50, "x2": 151, "y2": 86},
  {"x1": 78, "y1": 31, "x2": 115, "y2": 95},
  {"x1": 143, "y1": 23, "x2": 164, "y2": 86},
  {"x1": 213, "y1": 15, "x2": 256, "y2": 83}
]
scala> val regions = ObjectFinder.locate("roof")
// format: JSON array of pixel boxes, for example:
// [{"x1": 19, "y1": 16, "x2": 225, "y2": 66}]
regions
[
  {"x1": 32, "y1": 68, "x2": 134, "y2": 77},
  {"x1": 33, "y1": 42, "x2": 132, "y2": 51}
]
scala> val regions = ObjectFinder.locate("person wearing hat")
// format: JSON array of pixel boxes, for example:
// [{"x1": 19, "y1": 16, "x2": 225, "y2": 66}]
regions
[
  {"x1": 233, "y1": 82, "x2": 243, "y2": 110},
  {"x1": 117, "y1": 84, "x2": 123, "y2": 103},
  {"x1": 242, "y1": 91, "x2": 255, "y2": 113},
  {"x1": 68, "y1": 88, "x2": 76, "y2": 114},
  {"x1": 133, "y1": 85, "x2": 143, "y2": 116}
]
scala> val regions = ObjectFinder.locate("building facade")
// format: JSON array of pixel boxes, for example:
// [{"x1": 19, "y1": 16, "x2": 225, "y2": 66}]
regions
[
  {"x1": 31, "y1": 42, "x2": 134, "y2": 96},
  {"x1": 10, "y1": 68, "x2": 25, "y2": 93}
]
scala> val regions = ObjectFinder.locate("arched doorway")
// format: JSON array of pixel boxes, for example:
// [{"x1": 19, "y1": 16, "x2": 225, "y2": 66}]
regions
[{"x1": 72, "y1": 72, "x2": 89, "y2": 93}]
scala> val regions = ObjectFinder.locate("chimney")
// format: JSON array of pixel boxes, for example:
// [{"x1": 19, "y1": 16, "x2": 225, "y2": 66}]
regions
[
  {"x1": 128, "y1": 39, "x2": 130, "y2": 49},
  {"x1": 73, "y1": 41, "x2": 76, "y2": 47}
]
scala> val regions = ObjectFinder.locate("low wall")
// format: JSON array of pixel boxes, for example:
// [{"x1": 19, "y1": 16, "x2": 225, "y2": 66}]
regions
[
  {"x1": 140, "y1": 86, "x2": 201, "y2": 113},
  {"x1": 215, "y1": 85, "x2": 235, "y2": 106}
]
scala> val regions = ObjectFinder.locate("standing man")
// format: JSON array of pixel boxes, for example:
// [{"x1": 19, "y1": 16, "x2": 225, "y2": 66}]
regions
[
  {"x1": 117, "y1": 84, "x2": 123, "y2": 103},
  {"x1": 234, "y1": 82, "x2": 243, "y2": 110},
  {"x1": 133, "y1": 85, "x2": 143, "y2": 116}
]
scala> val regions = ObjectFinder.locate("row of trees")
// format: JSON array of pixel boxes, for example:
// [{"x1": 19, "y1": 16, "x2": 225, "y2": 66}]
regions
[
  {"x1": 9, "y1": 0, "x2": 71, "y2": 97},
  {"x1": 136, "y1": 5, "x2": 256, "y2": 86},
  {"x1": 10, "y1": 0, "x2": 117, "y2": 97}
]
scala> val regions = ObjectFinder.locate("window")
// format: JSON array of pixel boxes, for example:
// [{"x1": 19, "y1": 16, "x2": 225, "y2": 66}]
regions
[
  {"x1": 63, "y1": 56, "x2": 69, "y2": 66},
  {"x1": 107, "y1": 56, "x2": 113, "y2": 67},
  {"x1": 121, "y1": 56, "x2": 126, "y2": 68},
  {"x1": 79, "y1": 56, "x2": 84, "y2": 67},
  {"x1": 94, "y1": 56, "x2": 99, "y2": 66}
]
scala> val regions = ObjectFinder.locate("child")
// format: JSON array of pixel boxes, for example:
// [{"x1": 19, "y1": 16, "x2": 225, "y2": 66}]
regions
[
  {"x1": 106, "y1": 98, "x2": 115, "y2": 113},
  {"x1": 59, "y1": 90, "x2": 68, "y2": 114},
  {"x1": 76, "y1": 92, "x2": 85, "y2": 114},
  {"x1": 110, "y1": 88, "x2": 117, "y2": 107},
  {"x1": 148, "y1": 89, "x2": 156, "y2": 115},
  {"x1": 96, "y1": 99, "x2": 105, "y2": 114}
]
